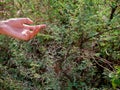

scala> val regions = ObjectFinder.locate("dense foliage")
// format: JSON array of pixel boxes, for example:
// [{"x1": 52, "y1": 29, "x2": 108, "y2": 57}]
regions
[{"x1": 0, "y1": 0, "x2": 120, "y2": 90}]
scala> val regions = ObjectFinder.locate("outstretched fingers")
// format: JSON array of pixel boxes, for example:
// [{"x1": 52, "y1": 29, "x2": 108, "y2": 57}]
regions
[
  {"x1": 24, "y1": 24, "x2": 46, "y2": 31},
  {"x1": 29, "y1": 25, "x2": 46, "y2": 39},
  {"x1": 22, "y1": 24, "x2": 46, "y2": 40}
]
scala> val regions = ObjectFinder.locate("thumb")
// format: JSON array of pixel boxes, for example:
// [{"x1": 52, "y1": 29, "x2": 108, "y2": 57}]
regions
[
  {"x1": 34, "y1": 24, "x2": 46, "y2": 34},
  {"x1": 29, "y1": 24, "x2": 46, "y2": 39}
]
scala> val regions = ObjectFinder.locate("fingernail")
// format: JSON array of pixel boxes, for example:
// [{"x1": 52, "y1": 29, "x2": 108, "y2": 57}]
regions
[{"x1": 39, "y1": 24, "x2": 46, "y2": 28}]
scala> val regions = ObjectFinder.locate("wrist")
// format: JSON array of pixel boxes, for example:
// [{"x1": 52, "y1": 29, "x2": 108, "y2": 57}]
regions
[
  {"x1": 0, "y1": 21, "x2": 7, "y2": 34},
  {"x1": 0, "y1": 21, "x2": 3, "y2": 33}
]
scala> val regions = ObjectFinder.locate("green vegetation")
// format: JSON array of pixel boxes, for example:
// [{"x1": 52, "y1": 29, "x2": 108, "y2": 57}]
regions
[{"x1": 0, "y1": 0, "x2": 120, "y2": 90}]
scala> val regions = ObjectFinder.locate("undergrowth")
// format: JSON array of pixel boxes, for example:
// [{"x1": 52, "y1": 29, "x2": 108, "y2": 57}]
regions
[{"x1": 0, "y1": 0, "x2": 120, "y2": 90}]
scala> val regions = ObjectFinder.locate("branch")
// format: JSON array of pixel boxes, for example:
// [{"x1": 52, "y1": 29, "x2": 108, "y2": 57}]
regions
[
  {"x1": 109, "y1": 0, "x2": 119, "y2": 22},
  {"x1": 84, "y1": 26, "x2": 120, "y2": 43},
  {"x1": 109, "y1": 6, "x2": 118, "y2": 21}
]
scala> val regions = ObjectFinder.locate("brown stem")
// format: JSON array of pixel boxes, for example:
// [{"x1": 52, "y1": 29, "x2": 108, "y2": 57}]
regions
[
  {"x1": 109, "y1": 0, "x2": 119, "y2": 22},
  {"x1": 109, "y1": 5, "x2": 118, "y2": 21}
]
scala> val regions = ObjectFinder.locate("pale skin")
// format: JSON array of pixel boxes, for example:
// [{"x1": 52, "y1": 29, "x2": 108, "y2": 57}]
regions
[{"x1": 0, "y1": 18, "x2": 46, "y2": 41}]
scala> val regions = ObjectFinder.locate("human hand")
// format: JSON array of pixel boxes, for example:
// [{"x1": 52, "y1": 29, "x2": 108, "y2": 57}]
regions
[{"x1": 0, "y1": 18, "x2": 46, "y2": 40}]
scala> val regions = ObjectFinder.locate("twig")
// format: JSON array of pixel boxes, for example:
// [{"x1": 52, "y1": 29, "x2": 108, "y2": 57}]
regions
[{"x1": 92, "y1": 56, "x2": 112, "y2": 72}]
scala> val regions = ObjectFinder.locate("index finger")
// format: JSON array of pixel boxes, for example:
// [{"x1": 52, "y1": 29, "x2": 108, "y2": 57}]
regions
[{"x1": 18, "y1": 18, "x2": 33, "y2": 24}]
